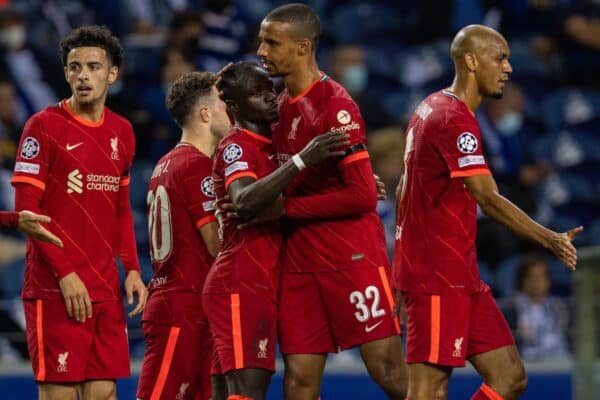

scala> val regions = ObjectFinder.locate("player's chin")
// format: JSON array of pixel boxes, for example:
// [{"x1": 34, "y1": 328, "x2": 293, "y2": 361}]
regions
[{"x1": 488, "y1": 89, "x2": 504, "y2": 99}]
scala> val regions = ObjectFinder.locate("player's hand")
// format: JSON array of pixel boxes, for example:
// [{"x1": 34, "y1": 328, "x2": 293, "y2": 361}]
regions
[
  {"x1": 298, "y1": 131, "x2": 349, "y2": 167},
  {"x1": 124, "y1": 270, "x2": 148, "y2": 317},
  {"x1": 238, "y1": 196, "x2": 285, "y2": 229},
  {"x1": 374, "y1": 175, "x2": 387, "y2": 200},
  {"x1": 219, "y1": 195, "x2": 239, "y2": 220},
  {"x1": 548, "y1": 225, "x2": 584, "y2": 271},
  {"x1": 17, "y1": 210, "x2": 63, "y2": 248},
  {"x1": 58, "y1": 272, "x2": 92, "y2": 323}
]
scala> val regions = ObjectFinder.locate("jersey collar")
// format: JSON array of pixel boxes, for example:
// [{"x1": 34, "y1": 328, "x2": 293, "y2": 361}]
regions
[{"x1": 288, "y1": 72, "x2": 328, "y2": 104}]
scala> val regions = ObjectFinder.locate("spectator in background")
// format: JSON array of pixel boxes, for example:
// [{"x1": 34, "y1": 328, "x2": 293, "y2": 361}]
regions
[
  {"x1": 476, "y1": 83, "x2": 552, "y2": 268},
  {"x1": 329, "y1": 45, "x2": 390, "y2": 130},
  {"x1": 124, "y1": 0, "x2": 199, "y2": 34},
  {"x1": 141, "y1": 46, "x2": 195, "y2": 161},
  {"x1": 368, "y1": 126, "x2": 405, "y2": 257},
  {"x1": 502, "y1": 254, "x2": 570, "y2": 361},
  {"x1": 0, "y1": 9, "x2": 66, "y2": 115}
]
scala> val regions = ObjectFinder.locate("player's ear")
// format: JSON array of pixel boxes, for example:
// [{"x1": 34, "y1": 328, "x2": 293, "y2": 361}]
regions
[
  {"x1": 298, "y1": 38, "x2": 311, "y2": 56},
  {"x1": 107, "y1": 66, "x2": 119, "y2": 84},
  {"x1": 464, "y1": 52, "x2": 477, "y2": 72},
  {"x1": 199, "y1": 105, "x2": 210, "y2": 123}
]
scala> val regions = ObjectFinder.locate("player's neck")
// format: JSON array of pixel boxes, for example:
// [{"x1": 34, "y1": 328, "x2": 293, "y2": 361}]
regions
[
  {"x1": 447, "y1": 77, "x2": 483, "y2": 113},
  {"x1": 283, "y1": 60, "x2": 321, "y2": 98},
  {"x1": 180, "y1": 126, "x2": 214, "y2": 156},
  {"x1": 236, "y1": 120, "x2": 271, "y2": 139},
  {"x1": 65, "y1": 96, "x2": 105, "y2": 123}
]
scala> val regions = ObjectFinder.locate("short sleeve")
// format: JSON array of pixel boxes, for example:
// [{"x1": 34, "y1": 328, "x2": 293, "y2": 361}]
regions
[
  {"x1": 11, "y1": 115, "x2": 51, "y2": 191},
  {"x1": 219, "y1": 139, "x2": 259, "y2": 191},
  {"x1": 181, "y1": 157, "x2": 218, "y2": 229},
  {"x1": 437, "y1": 114, "x2": 490, "y2": 178},
  {"x1": 325, "y1": 97, "x2": 370, "y2": 166}
]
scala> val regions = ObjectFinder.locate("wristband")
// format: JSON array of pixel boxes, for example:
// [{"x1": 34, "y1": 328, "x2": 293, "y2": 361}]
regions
[{"x1": 291, "y1": 154, "x2": 306, "y2": 170}]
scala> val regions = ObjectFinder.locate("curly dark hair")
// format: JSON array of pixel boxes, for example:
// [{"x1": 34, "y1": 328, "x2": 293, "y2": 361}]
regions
[
  {"x1": 217, "y1": 61, "x2": 263, "y2": 106},
  {"x1": 166, "y1": 71, "x2": 217, "y2": 127},
  {"x1": 59, "y1": 25, "x2": 123, "y2": 67}
]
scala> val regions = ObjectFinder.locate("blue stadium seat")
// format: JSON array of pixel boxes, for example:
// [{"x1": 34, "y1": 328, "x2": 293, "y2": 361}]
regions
[
  {"x1": 495, "y1": 254, "x2": 524, "y2": 298},
  {"x1": 587, "y1": 218, "x2": 600, "y2": 246},
  {"x1": 130, "y1": 161, "x2": 154, "y2": 209},
  {"x1": 0, "y1": 258, "x2": 25, "y2": 299},
  {"x1": 328, "y1": 3, "x2": 402, "y2": 43},
  {"x1": 540, "y1": 89, "x2": 600, "y2": 132},
  {"x1": 382, "y1": 88, "x2": 426, "y2": 123}
]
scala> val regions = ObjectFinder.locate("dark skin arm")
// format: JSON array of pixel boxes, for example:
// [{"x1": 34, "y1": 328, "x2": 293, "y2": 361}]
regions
[
  {"x1": 464, "y1": 173, "x2": 583, "y2": 270},
  {"x1": 228, "y1": 131, "x2": 349, "y2": 220}
]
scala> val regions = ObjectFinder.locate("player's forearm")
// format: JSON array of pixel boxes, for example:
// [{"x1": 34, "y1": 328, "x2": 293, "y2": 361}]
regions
[
  {"x1": 117, "y1": 185, "x2": 141, "y2": 272},
  {"x1": 14, "y1": 184, "x2": 74, "y2": 278},
  {"x1": 478, "y1": 192, "x2": 553, "y2": 249},
  {"x1": 0, "y1": 211, "x2": 19, "y2": 229},
  {"x1": 232, "y1": 160, "x2": 300, "y2": 220}
]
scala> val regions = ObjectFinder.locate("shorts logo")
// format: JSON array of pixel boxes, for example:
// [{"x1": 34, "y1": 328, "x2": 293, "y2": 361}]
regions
[
  {"x1": 453, "y1": 337, "x2": 464, "y2": 358},
  {"x1": 223, "y1": 143, "x2": 243, "y2": 163},
  {"x1": 201, "y1": 176, "x2": 215, "y2": 198},
  {"x1": 57, "y1": 351, "x2": 69, "y2": 373},
  {"x1": 110, "y1": 137, "x2": 119, "y2": 160},
  {"x1": 337, "y1": 109, "x2": 351, "y2": 124},
  {"x1": 176, "y1": 382, "x2": 190, "y2": 399},
  {"x1": 289, "y1": 116, "x2": 301, "y2": 140},
  {"x1": 365, "y1": 320, "x2": 383, "y2": 333},
  {"x1": 457, "y1": 132, "x2": 478, "y2": 154},
  {"x1": 21, "y1": 137, "x2": 40, "y2": 159},
  {"x1": 67, "y1": 169, "x2": 83, "y2": 194},
  {"x1": 258, "y1": 337, "x2": 268, "y2": 359}
]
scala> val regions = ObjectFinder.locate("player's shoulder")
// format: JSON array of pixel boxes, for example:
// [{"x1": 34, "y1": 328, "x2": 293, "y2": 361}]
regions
[
  {"x1": 104, "y1": 107, "x2": 134, "y2": 131},
  {"x1": 422, "y1": 90, "x2": 476, "y2": 127},
  {"x1": 319, "y1": 76, "x2": 357, "y2": 106},
  {"x1": 26, "y1": 102, "x2": 64, "y2": 126}
]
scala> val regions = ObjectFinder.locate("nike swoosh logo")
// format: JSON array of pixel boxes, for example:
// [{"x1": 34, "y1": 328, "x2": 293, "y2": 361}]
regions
[
  {"x1": 66, "y1": 143, "x2": 83, "y2": 151},
  {"x1": 365, "y1": 320, "x2": 383, "y2": 333},
  {"x1": 268, "y1": 154, "x2": 276, "y2": 160}
]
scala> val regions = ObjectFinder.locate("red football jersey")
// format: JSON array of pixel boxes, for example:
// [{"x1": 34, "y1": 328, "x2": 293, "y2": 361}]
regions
[
  {"x1": 392, "y1": 90, "x2": 491, "y2": 294},
  {"x1": 11, "y1": 100, "x2": 135, "y2": 301},
  {"x1": 204, "y1": 128, "x2": 282, "y2": 302},
  {"x1": 0, "y1": 211, "x2": 18, "y2": 228},
  {"x1": 143, "y1": 144, "x2": 217, "y2": 324},
  {"x1": 272, "y1": 74, "x2": 388, "y2": 273}
]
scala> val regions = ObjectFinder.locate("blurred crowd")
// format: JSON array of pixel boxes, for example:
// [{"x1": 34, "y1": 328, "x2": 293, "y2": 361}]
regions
[{"x1": 0, "y1": 0, "x2": 598, "y2": 364}]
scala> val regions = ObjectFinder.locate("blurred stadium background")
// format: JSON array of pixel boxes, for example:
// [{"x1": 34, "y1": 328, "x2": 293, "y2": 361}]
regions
[{"x1": 0, "y1": 0, "x2": 598, "y2": 399}]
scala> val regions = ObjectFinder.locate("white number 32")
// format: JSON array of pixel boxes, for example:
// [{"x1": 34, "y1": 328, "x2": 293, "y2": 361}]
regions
[{"x1": 349, "y1": 286, "x2": 386, "y2": 322}]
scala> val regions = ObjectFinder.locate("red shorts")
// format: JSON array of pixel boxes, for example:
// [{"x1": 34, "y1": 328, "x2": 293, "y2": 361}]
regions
[
  {"x1": 24, "y1": 298, "x2": 129, "y2": 382},
  {"x1": 203, "y1": 291, "x2": 277, "y2": 375},
  {"x1": 403, "y1": 281, "x2": 515, "y2": 367},
  {"x1": 137, "y1": 321, "x2": 213, "y2": 400},
  {"x1": 278, "y1": 266, "x2": 400, "y2": 354}
]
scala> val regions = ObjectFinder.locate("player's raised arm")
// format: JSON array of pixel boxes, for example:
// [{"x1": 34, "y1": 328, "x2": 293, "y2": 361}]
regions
[{"x1": 464, "y1": 173, "x2": 582, "y2": 270}]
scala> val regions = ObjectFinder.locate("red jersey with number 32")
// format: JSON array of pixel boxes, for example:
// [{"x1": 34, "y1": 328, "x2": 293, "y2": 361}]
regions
[
  {"x1": 393, "y1": 90, "x2": 491, "y2": 294},
  {"x1": 143, "y1": 143, "x2": 217, "y2": 323},
  {"x1": 11, "y1": 101, "x2": 135, "y2": 301},
  {"x1": 204, "y1": 128, "x2": 282, "y2": 302},
  {"x1": 272, "y1": 75, "x2": 388, "y2": 273}
]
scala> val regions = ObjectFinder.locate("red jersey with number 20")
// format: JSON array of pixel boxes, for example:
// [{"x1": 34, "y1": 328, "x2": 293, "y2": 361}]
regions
[
  {"x1": 143, "y1": 144, "x2": 217, "y2": 324},
  {"x1": 393, "y1": 90, "x2": 491, "y2": 294},
  {"x1": 204, "y1": 128, "x2": 282, "y2": 303},
  {"x1": 273, "y1": 75, "x2": 388, "y2": 273},
  {"x1": 11, "y1": 101, "x2": 135, "y2": 301}
]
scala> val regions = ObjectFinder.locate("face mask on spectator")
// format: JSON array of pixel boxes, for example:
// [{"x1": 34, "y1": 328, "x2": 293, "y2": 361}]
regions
[
  {"x1": 342, "y1": 64, "x2": 368, "y2": 94},
  {"x1": 496, "y1": 111, "x2": 523, "y2": 136},
  {"x1": 0, "y1": 25, "x2": 26, "y2": 50}
]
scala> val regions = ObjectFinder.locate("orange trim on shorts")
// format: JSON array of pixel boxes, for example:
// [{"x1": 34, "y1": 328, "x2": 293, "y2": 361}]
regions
[
  {"x1": 150, "y1": 326, "x2": 180, "y2": 400},
  {"x1": 195, "y1": 215, "x2": 217, "y2": 229},
  {"x1": 225, "y1": 171, "x2": 258, "y2": 191},
  {"x1": 35, "y1": 300, "x2": 46, "y2": 381},
  {"x1": 450, "y1": 168, "x2": 491, "y2": 178},
  {"x1": 11, "y1": 175, "x2": 46, "y2": 191},
  {"x1": 339, "y1": 150, "x2": 370, "y2": 166},
  {"x1": 230, "y1": 293, "x2": 244, "y2": 369},
  {"x1": 427, "y1": 295, "x2": 441, "y2": 364},
  {"x1": 481, "y1": 383, "x2": 505, "y2": 400},
  {"x1": 227, "y1": 396, "x2": 253, "y2": 400},
  {"x1": 377, "y1": 266, "x2": 400, "y2": 333}
]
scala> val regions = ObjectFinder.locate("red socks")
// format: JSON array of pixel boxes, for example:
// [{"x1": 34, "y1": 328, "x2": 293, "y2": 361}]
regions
[{"x1": 471, "y1": 383, "x2": 504, "y2": 400}]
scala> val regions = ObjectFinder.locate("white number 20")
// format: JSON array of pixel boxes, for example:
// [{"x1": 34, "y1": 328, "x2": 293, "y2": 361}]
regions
[
  {"x1": 147, "y1": 185, "x2": 172, "y2": 262},
  {"x1": 349, "y1": 286, "x2": 386, "y2": 322}
]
